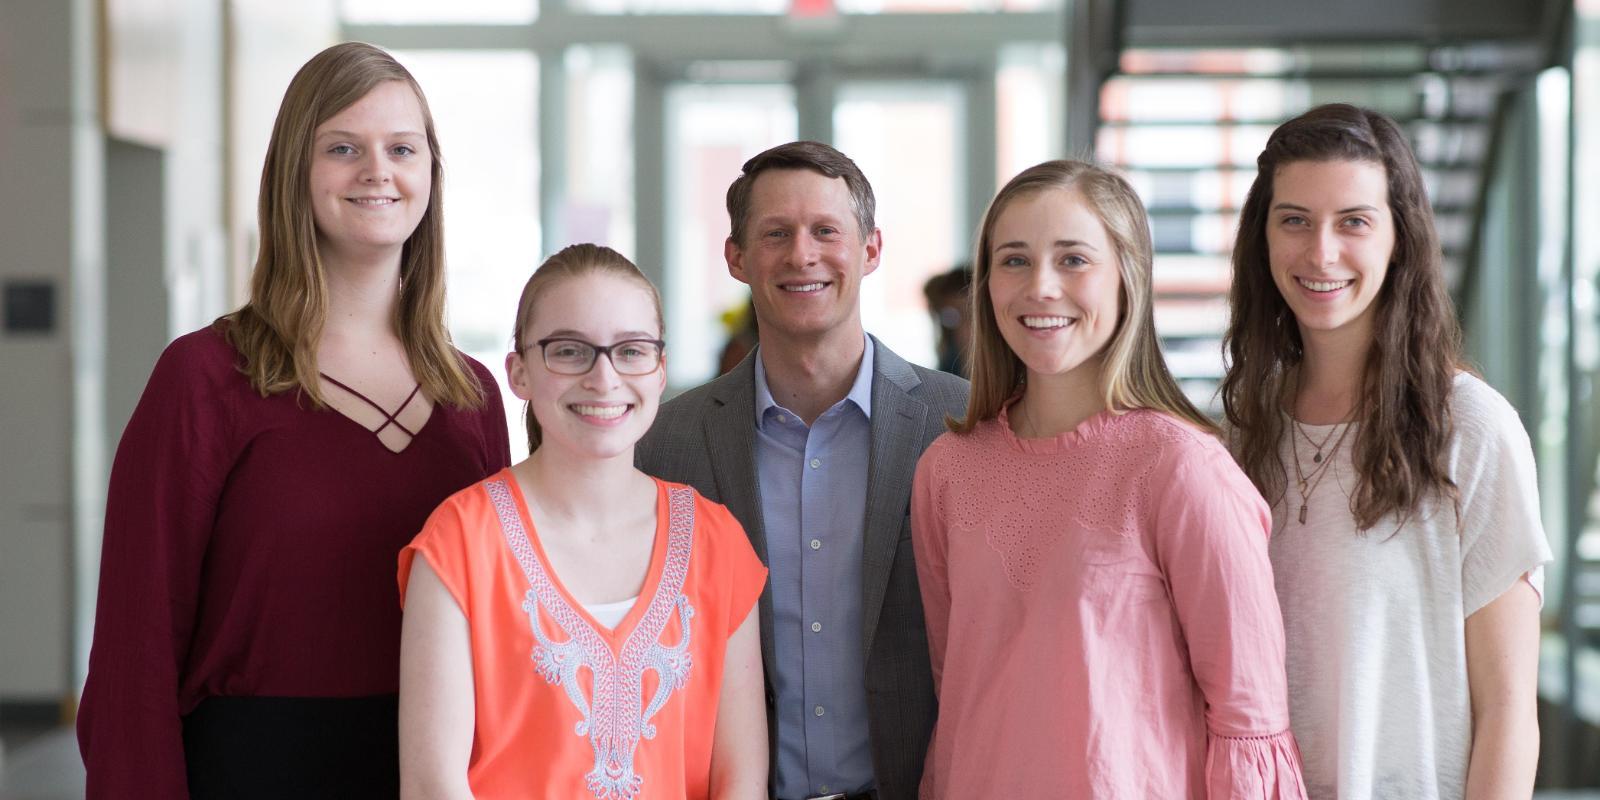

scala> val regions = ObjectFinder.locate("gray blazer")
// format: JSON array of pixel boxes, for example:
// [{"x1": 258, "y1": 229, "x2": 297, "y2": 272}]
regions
[{"x1": 636, "y1": 336, "x2": 968, "y2": 800}]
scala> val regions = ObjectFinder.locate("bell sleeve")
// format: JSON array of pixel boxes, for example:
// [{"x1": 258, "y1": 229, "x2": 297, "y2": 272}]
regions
[
  {"x1": 1154, "y1": 445, "x2": 1307, "y2": 800},
  {"x1": 76, "y1": 333, "x2": 237, "y2": 799}
]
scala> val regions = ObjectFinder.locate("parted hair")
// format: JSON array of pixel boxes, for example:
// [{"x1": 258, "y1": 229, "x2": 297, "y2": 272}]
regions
[
  {"x1": 725, "y1": 140, "x2": 876, "y2": 246},
  {"x1": 954, "y1": 159, "x2": 1215, "y2": 435},
  {"x1": 221, "y1": 41, "x2": 483, "y2": 409},
  {"x1": 511, "y1": 244, "x2": 664, "y2": 452},
  {"x1": 1220, "y1": 103, "x2": 1462, "y2": 530}
]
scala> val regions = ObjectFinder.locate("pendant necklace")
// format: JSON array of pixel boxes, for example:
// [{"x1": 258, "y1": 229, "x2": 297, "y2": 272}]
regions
[
  {"x1": 1295, "y1": 417, "x2": 1341, "y2": 464},
  {"x1": 1289, "y1": 415, "x2": 1353, "y2": 525}
]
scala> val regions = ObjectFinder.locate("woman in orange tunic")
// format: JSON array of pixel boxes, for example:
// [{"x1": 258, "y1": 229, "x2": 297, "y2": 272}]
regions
[{"x1": 397, "y1": 244, "x2": 769, "y2": 799}]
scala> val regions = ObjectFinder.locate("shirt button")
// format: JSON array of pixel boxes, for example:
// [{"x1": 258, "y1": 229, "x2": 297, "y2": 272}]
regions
[
  {"x1": 811, "y1": 621, "x2": 822, "y2": 633},
  {"x1": 814, "y1": 705, "x2": 825, "y2": 717},
  {"x1": 809, "y1": 458, "x2": 821, "y2": 469},
  {"x1": 809, "y1": 538, "x2": 821, "y2": 550}
]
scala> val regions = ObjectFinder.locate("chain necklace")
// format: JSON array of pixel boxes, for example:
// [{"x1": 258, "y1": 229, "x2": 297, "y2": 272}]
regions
[
  {"x1": 1295, "y1": 417, "x2": 1342, "y2": 464},
  {"x1": 1288, "y1": 416, "x2": 1352, "y2": 524}
]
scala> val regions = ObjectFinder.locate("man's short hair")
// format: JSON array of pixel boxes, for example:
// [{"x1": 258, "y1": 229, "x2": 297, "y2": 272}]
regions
[{"x1": 725, "y1": 140, "x2": 876, "y2": 246}]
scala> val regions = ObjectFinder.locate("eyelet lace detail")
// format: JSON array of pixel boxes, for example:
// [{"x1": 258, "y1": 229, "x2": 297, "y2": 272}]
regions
[{"x1": 936, "y1": 409, "x2": 1200, "y2": 592}]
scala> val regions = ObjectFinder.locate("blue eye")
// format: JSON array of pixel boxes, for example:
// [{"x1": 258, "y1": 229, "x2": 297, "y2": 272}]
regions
[
  {"x1": 329, "y1": 144, "x2": 355, "y2": 155},
  {"x1": 393, "y1": 144, "x2": 417, "y2": 156}
]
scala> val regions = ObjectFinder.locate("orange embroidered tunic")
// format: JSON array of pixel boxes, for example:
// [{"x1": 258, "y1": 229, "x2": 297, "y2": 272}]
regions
[{"x1": 399, "y1": 469, "x2": 767, "y2": 800}]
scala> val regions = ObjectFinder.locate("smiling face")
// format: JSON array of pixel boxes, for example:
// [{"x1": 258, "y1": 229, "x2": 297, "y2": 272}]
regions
[
  {"x1": 506, "y1": 272, "x2": 666, "y2": 462},
  {"x1": 726, "y1": 168, "x2": 880, "y2": 346},
  {"x1": 985, "y1": 187, "x2": 1123, "y2": 386},
  {"x1": 1266, "y1": 159, "x2": 1396, "y2": 345},
  {"x1": 308, "y1": 80, "x2": 432, "y2": 266}
]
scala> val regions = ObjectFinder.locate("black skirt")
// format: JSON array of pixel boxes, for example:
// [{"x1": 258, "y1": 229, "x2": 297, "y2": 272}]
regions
[{"x1": 182, "y1": 694, "x2": 400, "y2": 799}]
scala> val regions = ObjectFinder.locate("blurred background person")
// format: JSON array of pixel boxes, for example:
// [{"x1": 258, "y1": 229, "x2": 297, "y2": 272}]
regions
[{"x1": 922, "y1": 265, "x2": 973, "y2": 378}]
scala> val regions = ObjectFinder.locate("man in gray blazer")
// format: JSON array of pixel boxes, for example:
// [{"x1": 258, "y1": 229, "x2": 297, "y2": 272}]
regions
[{"x1": 637, "y1": 141, "x2": 967, "y2": 800}]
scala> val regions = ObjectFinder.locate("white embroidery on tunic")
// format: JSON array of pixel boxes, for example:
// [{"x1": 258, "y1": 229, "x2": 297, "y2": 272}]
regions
[{"x1": 486, "y1": 479, "x2": 696, "y2": 800}]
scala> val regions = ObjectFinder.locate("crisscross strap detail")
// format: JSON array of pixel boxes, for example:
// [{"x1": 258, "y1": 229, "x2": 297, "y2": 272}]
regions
[{"x1": 320, "y1": 372, "x2": 423, "y2": 437}]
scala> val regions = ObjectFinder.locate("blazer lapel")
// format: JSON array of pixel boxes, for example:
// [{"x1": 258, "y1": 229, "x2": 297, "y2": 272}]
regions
[
  {"x1": 701, "y1": 354, "x2": 777, "y2": 672},
  {"x1": 859, "y1": 339, "x2": 927, "y2": 659}
]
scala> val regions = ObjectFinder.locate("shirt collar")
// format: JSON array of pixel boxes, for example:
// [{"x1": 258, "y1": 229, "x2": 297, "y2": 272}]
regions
[{"x1": 754, "y1": 334, "x2": 875, "y2": 428}]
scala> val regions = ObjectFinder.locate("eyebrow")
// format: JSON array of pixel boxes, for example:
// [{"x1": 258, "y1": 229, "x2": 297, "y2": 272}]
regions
[
  {"x1": 994, "y1": 239, "x2": 1099, "y2": 251},
  {"x1": 544, "y1": 329, "x2": 660, "y2": 341},
  {"x1": 1272, "y1": 202, "x2": 1381, "y2": 214},
  {"x1": 315, "y1": 129, "x2": 425, "y2": 140}
]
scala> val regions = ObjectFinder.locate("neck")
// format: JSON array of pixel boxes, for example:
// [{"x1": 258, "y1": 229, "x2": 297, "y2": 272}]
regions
[
  {"x1": 1013, "y1": 359, "x2": 1106, "y2": 437},
  {"x1": 321, "y1": 248, "x2": 403, "y2": 338},
  {"x1": 756, "y1": 325, "x2": 866, "y2": 425},
  {"x1": 516, "y1": 444, "x2": 645, "y2": 524},
  {"x1": 1295, "y1": 324, "x2": 1370, "y2": 424}
]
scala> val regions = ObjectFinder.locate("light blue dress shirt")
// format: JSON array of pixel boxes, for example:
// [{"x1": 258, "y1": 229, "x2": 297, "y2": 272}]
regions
[{"x1": 754, "y1": 337, "x2": 876, "y2": 800}]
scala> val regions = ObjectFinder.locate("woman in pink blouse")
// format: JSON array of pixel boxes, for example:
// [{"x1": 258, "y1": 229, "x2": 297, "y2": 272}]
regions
[{"x1": 910, "y1": 160, "x2": 1306, "y2": 798}]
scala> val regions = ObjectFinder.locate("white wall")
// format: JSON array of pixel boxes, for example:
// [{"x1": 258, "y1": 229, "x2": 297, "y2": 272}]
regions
[{"x1": 0, "y1": 0, "x2": 102, "y2": 701}]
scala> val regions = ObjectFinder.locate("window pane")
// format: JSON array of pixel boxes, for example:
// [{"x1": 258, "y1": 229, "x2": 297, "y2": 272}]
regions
[
  {"x1": 835, "y1": 82, "x2": 963, "y2": 370},
  {"x1": 571, "y1": 0, "x2": 784, "y2": 14},
  {"x1": 561, "y1": 46, "x2": 636, "y2": 254},
  {"x1": 398, "y1": 51, "x2": 540, "y2": 458},
  {"x1": 342, "y1": 0, "x2": 537, "y2": 24},
  {"x1": 997, "y1": 42, "x2": 1065, "y2": 188},
  {"x1": 665, "y1": 83, "x2": 797, "y2": 387}
]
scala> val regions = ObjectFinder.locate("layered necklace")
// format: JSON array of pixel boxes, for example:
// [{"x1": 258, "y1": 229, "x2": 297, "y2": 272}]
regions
[{"x1": 1288, "y1": 375, "x2": 1354, "y2": 525}]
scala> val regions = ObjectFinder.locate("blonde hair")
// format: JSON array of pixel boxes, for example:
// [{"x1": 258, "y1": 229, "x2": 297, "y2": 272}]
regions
[
  {"x1": 221, "y1": 41, "x2": 482, "y2": 408},
  {"x1": 954, "y1": 159, "x2": 1213, "y2": 434},
  {"x1": 511, "y1": 244, "x2": 665, "y2": 452}
]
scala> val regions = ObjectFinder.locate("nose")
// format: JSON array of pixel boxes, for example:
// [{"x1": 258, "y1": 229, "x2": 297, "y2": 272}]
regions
[
  {"x1": 787, "y1": 232, "x2": 819, "y2": 267},
  {"x1": 580, "y1": 350, "x2": 623, "y2": 389},
  {"x1": 1309, "y1": 225, "x2": 1339, "y2": 267},
  {"x1": 360, "y1": 151, "x2": 392, "y2": 184},
  {"x1": 1025, "y1": 263, "x2": 1062, "y2": 301}
]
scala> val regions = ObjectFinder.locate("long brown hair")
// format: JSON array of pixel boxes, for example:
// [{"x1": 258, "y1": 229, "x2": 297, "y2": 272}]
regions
[
  {"x1": 511, "y1": 244, "x2": 665, "y2": 452},
  {"x1": 955, "y1": 160, "x2": 1214, "y2": 434},
  {"x1": 221, "y1": 41, "x2": 483, "y2": 408},
  {"x1": 1220, "y1": 103, "x2": 1462, "y2": 529}
]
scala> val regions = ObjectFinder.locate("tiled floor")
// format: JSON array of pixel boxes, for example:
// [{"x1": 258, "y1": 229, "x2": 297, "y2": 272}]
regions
[{"x1": 0, "y1": 730, "x2": 83, "y2": 800}]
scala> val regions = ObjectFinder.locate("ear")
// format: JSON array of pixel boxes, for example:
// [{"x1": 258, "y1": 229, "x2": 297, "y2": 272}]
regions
[
  {"x1": 862, "y1": 228, "x2": 883, "y2": 277},
  {"x1": 726, "y1": 236, "x2": 751, "y2": 285},
  {"x1": 506, "y1": 350, "x2": 534, "y2": 402}
]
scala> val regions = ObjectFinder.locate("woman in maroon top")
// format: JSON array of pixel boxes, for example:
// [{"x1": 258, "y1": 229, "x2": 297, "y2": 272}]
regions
[{"x1": 75, "y1": 43, "x2": 510, "y2": 799}]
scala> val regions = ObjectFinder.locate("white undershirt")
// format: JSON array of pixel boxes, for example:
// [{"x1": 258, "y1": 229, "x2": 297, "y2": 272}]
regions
[{"x1": 583, "y1": 595, "x2": 639, "y2": 630}]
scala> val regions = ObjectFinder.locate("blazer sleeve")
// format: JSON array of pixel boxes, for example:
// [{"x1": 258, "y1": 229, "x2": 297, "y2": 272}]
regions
[
  {"x1": 76, "y1": 334, "x2": 237, "y2": 799},
  {"x1": 1153, "y1": 444, "x2": 1307, "y2": 800}
]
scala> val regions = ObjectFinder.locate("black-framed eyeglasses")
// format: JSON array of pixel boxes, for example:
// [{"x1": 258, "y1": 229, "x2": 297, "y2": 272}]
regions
[{"x1": 534, "y1": 337, "x2": 665, "y2": 376}]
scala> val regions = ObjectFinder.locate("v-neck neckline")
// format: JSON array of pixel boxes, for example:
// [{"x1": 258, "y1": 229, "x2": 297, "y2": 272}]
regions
[
  {"x1": 501, "y1": 469, "x2": 669, "y2": 645},
  {"x1": 315, "y1": 375, "x2": 436, "y2": 455}
]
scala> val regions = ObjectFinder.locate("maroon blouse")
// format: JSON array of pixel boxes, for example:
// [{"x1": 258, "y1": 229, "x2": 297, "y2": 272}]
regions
[{"x1": 76, "y1": 325, "x2": 511, "y2": 798}]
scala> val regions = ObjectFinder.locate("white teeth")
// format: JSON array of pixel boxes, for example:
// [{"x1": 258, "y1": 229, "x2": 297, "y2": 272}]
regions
[
  {"x1": 572, "y1": 404, "x2": 628, "y2": 419},
  {"x1": 1021, "y1": 315, "x2": 1073, "y2": 329},
  {"x1": 350, "y1": 197, "x2": 396, "y2": 206},
  {"x1": 783, "y1": 283, "x2": 825, "y2": 292},
  {"x1": 1298, "y1": 278, "x2": 1352, "y2": 292}
]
